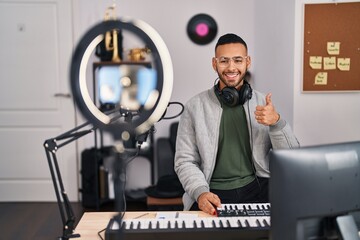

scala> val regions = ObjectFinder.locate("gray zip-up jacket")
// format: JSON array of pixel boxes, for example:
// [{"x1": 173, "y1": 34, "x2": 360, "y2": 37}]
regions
[{"x1": 174, "y1": 87, "x2": 300, "y2": 210}]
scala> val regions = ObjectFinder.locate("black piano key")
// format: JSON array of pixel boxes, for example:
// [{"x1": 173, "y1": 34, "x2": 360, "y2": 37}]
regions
[
  {"x1": 201, "y1": 220, "x2": 205, "y2": 228},
  {"x1": 226, "y1": 219, "x2": 231, "y2": 228},
  {"x1": 148, "y1": 221, "x2": 152, "y2": 229},
  {"x1": 237, "y1": 219, "x2": 242, "y2": 228},
  {"x1": 256, "y1": 219, "x2": 261, "y2": 227},
  {"x1": 156, "y1": 221, "x2": 160, "y2": 229},
  {"x1": 219, "y1": 219, "x2": 224, "y2": 228},
  {"x1": 245, "y1": 219, "x2": 250, "y2": 227},
  {"x1": 193, "y1": 220, "x2": 197, "y2": 228},
  {"x1": 174, "y1": 220, "x2": 179, "y2": 229},
  {"x1": 121, "y1": 221, "x2": 126, "y2": 230},
  {"x1": 263, "y1": 219, "x2": 270, "y2": 227},
  {"x1": 212, "y1": 219, "x2": 217, "y2": 228}
]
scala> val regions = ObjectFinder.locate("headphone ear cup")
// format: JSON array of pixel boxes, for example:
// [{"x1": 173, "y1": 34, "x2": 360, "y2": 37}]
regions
[
  {"x1": 214, "y1": 81, "x2": 252, "y2": 107},
  {"x1": 220, "y1": 87, "x2": 239, "y2": 107},
  {"x1": 238, "y1": 81, "x2": 253, "y2": 105}
]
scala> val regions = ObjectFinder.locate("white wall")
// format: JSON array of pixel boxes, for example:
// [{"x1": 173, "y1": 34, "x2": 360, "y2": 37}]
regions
[
  {"x1": 293, "y1": 0, "x2": 360, "y2": 146},
  {"x1": 253, "y1": 0, "x2": 296, "y2": 126}
]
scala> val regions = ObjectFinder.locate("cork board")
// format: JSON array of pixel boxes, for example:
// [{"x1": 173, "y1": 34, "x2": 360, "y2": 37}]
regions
[{"x1": 303, "y1": 2, "x2": 360, "y2": 92}]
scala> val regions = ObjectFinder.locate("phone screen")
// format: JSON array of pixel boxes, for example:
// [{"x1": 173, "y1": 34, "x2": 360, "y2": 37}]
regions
[{"x1": 97, "y1": 65, "x2": 157, "y2": 110}]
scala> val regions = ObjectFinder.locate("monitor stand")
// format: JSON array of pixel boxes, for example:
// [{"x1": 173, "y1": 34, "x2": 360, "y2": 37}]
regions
[{"x1": 336, "y1": 215, "x2": 360, "y2": 240}]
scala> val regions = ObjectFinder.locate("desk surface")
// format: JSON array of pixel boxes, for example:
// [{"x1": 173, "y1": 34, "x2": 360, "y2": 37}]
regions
[{"x1": 75, "y1": 211, "x2": 210, "y2": 240}]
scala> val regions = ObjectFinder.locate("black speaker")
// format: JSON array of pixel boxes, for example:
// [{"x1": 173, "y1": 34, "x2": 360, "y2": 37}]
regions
[
  {"x1": 215, "y1": 80, "x2": 252, "y2": 107},
  {"x1": 80, "y1": 146, "x2": 113, "y2": 208}
]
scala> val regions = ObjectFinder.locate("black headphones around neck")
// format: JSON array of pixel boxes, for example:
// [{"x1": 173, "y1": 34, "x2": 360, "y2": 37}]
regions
[{"x1": 214, "y1": 80, "x2": 253, "y2": 107}]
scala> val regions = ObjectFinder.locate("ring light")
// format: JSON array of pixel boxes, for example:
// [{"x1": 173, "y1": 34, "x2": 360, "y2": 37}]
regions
[{"x1": 70, "y1": 19, "x2": 173, "y2": 136}]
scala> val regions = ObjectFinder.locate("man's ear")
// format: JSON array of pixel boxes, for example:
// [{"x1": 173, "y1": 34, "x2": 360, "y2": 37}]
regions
[
  {"x1": 246, "y1": 56, "x2": 252, "y2": 69},
  {"x1": 212, "y1": 57, "x2": 217, "y2": 72}
]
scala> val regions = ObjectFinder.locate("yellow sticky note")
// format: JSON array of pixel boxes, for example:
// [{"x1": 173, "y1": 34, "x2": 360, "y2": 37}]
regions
[
  {"x1": 314, "y1": 72, "x2": 328, "y2": 85},
  {"x1": 337, "y1": 58, "x2": 351, "y2": 71},
  {"x1": 327, "y1": 42, "x2": 340, "y2": 55},
  {"x1": 324, "y1": 57, "x2": 336, "y2": 70},
  {"x1": 309, "y1": 56, "x2": 322, "y2": 69}
]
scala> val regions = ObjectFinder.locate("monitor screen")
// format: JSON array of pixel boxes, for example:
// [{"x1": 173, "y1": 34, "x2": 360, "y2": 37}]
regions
[{"x1": 269, "y1": 141, "x2": 360, "y2": 240}]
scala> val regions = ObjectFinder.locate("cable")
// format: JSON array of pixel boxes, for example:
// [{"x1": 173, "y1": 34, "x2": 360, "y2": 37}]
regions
[
  {"x1": 97, "y1": 145, "x2": 141, "y2": 240},
  {"x1": 119, "y1": 145, "x2": 141, "y2": 218},
  {"x1": 97, "y1": 227, "x2": 106, "y2": 240},
  {"x1": 159, "y1": 101, "x2": 184, "y2": 120}
]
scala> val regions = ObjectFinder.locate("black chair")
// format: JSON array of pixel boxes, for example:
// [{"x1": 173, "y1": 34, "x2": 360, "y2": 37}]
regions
[
  {"x1": 156, "y1": 121, "x2": 179, "y2": 179},
  {"x1": 145, "y1": 122, "x2": 182, "y2": 210}
]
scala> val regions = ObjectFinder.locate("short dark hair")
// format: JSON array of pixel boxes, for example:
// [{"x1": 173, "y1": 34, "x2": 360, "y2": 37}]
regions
[{"x1": 215, "y1": 33, "x2": 248, "y2": 52}]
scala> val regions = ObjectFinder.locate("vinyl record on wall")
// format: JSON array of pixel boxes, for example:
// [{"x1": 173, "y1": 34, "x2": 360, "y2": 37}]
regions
[{"x1": 187, "y1": 13, "x2": 218, "y2": 45}]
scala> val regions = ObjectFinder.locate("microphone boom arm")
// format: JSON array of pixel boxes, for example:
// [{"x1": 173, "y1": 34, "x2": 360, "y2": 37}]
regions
[{"x1": 43, "y1": 121, "x2": 97, "y2": 239}]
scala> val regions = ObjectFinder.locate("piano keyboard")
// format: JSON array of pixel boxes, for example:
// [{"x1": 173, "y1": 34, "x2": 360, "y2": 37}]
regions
[
  {"x1": 217, "y1": 203, "x2": 271, "y2": 217},
  {"x1": 105, "y1": 203, "x2": 271, "y2": 240}
]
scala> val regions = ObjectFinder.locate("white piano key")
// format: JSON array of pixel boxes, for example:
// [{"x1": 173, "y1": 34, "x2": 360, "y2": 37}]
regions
[
  {"x1": 262, "y1": 217, "x2": 270, "y2": 227},
  {"x1": 159, "y1": 219, "x2": 169, "y2": 229},
  {"x1": 149, "y1": 219, "x2": 158, "y2": 229},
  {"x1": 111, "y1": 220, "x2": 120, "y2": 230},
  {"x1": 246, "y1": 217, "x2": 259, "y2": 227},
  {"x1": 168, "y1": 219, "x2": 177, "y2": 229},
  {"x1": 184, "y1": 219, "x2": 195, "y2": 229},
  {"x1": 219, "y1": 218, "x2": 229, "y2": 228},
  {"x1": 227, "y1": 217, "x2": 240, "y2": 228},
  {"x1": 212, "y1": 218, "x2": 221, "y2": 228},
  {"x1": 129, "y1": 220, "x2": 139, "y2": 229},
  {"x1": 238, "y1": 217, "x2": 248, "y2": 227},
  {"x1": 202, "y1": 218, "x2": 215, "y2": 228},
  {"x1": 258, "y1": 216, "x2": 271, "y2": 227},
  {"x1": 176, "y1": 219, "x2": 184, "y2": 229},
  {"x1": 139, "y1": 219, "x2": 151, "y2": 229},
  {"x1": 194, "y1": 219, "x2": 204, "y2": 228}
]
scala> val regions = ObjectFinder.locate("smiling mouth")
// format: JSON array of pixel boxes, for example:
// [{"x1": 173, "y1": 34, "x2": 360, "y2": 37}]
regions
[{"x1": 224, "y1": 72, "x2": 239, "y2": 78}]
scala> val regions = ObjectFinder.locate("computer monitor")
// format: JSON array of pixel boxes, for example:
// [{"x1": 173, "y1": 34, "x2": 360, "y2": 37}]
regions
[{"x1": 269, "y1": 141, "x2": 360, "y2": 240}]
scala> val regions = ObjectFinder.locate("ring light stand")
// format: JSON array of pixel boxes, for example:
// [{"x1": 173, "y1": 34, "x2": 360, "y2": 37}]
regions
[{"x1": 44, "y1": 18, "x2": 173, "y2": 239}]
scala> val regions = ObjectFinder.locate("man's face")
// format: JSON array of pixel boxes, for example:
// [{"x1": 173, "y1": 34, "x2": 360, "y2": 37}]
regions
[{"x1": 212, "y1": 43, "x2": 251, "y2": 90}]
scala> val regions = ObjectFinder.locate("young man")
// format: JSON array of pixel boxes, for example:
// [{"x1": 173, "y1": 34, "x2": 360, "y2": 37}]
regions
[{"x1": 174, "y1": 33, "x2": 299, "y2": 215}]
